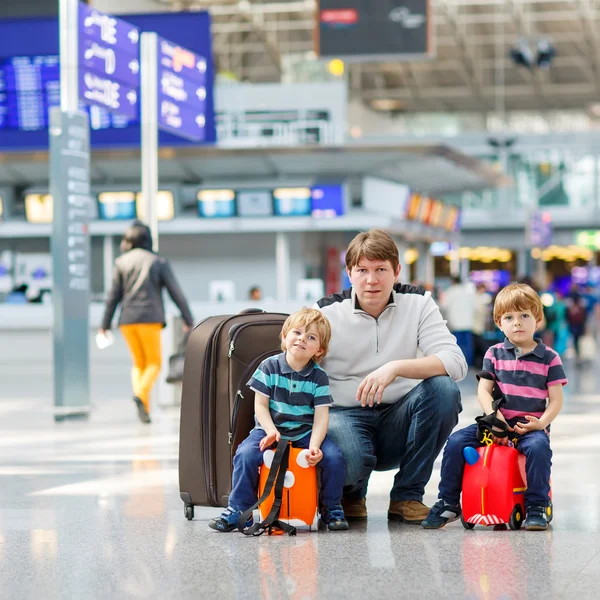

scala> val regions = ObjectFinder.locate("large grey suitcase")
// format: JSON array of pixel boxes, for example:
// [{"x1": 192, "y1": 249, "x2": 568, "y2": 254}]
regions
[{"x1": 179, "y1": 309, "x2": 288, "y2": 519}]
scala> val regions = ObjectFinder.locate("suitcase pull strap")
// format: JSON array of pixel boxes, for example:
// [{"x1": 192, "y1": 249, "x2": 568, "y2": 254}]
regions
[
  {"x1": 476, "y1": 413, "x2": 509, "y2": 446},
  {"x1": 238, "y1": 438, "x2": 297, "y2": 537}
]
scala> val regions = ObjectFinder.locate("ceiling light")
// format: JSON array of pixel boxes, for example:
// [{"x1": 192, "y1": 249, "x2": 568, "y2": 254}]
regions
[{"x1": 369, "y1": 99, "x2": 404, "y2": 112}]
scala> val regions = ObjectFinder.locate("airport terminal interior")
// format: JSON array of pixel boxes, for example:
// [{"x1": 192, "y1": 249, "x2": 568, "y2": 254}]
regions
[{"x1": 1, "y1": 0, "x2": 600, "y2": 598}]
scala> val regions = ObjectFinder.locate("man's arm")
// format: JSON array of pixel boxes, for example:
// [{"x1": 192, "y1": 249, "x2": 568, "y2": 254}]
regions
[{"x1": 417, "y1": 294, "x2": 468, "y2": 381}]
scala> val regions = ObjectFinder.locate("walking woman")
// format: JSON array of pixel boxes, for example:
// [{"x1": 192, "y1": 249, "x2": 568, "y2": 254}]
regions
[{"x1": 99, "y1": 221, "x2": 194, "y2": 423}]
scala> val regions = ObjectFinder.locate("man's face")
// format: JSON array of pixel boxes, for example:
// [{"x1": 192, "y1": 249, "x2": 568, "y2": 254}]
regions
[{"x1": 348, "y1": 258, "x2": 400, "y2": 318}]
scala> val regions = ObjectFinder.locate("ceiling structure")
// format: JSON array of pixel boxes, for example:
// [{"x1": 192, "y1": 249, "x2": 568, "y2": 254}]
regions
[{"x1": 149, "y1": 0, "x2": 600, "y2": 114}]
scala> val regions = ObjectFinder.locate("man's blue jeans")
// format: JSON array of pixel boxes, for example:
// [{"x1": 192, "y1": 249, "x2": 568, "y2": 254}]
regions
[
  {"x1": 438, "y1": 423, "x2": 552, "y2": 508},
  {"x1": 228, "y1": 428, "x2": 347, "y2": 511},
  {"x1": 326, "y1": 376, "x2": 462, "y2": 502}
]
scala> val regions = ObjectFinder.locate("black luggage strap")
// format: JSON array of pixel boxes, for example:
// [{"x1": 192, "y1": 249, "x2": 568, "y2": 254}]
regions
[
  {"x1": 475, "y1": 371, "x2": 509, "y2": 446},
  {"x1": 238, "y1": 438, "x2": 297, "y2": 537}
]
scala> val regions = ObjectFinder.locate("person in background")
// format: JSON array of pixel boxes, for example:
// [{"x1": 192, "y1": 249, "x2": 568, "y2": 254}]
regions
[
  {"x1": 99, "y1": 221, "x2": 193, "y2": 424},
  {"x1": 565, "y1": 289, "x2": 587, "y2": 359},
  {"x1": 248, "y1": 285, "x2": 262, "y2": 301},
  {"x1": 472, "y1": 284, "x2": 492, "y2": 369},
  {"x1": 442, "y1": 276, "x2": 476, "y2": 366}
]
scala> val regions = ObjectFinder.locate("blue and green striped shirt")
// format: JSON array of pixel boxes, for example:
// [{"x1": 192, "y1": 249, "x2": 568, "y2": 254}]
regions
[{"x1": 248, "y1": 353, "x2": 333, "y2": 441}]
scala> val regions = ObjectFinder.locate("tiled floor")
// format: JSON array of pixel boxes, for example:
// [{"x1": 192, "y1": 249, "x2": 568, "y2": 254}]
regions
[{"x1": 1, "y1": 358, "x2": 599, "y2": 599}]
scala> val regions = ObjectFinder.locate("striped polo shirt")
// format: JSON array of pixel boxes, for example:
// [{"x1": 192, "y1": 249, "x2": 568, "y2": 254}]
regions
[
  {"x1": 248, "y1": 353, "x2": 333, "y2": 442},
  {"x1": 480, "y1": 338, "x2": 567, "y2": 420}
]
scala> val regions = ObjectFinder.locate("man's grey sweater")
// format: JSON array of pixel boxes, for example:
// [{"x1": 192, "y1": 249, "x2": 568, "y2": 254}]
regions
[{"x1": 315, "y1": 284, "x2": 468, "y2": 408}]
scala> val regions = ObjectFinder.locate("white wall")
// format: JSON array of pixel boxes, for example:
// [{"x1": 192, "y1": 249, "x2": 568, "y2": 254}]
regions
[{"x1": 158, "y1": 232, "x2": 307, "y2": 302}]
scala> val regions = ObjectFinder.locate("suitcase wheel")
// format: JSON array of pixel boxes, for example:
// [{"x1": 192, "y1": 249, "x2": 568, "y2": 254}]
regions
[
  {"x1": 184, "y1": 504, "x2": 194, "y2": 521},
  {"x1": 508, "y1": 504, "x2": 523, "y2": 530},
  {"x1": 461, "y1": 514, "x2": 475, "y2": 530},
  {"x1": 547, "y1": 501, "x2": 553, "y2": 524}
]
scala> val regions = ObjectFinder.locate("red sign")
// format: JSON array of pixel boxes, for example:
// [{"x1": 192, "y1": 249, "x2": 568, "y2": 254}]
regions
[{"x1": 320, "y1": 9, "x2": 359, "y2": 25}]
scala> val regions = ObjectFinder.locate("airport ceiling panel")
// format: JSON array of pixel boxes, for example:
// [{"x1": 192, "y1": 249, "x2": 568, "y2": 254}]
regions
[
  {"x1": 0, "y1": 143, "x2": 506, "y2": 193},
  {"x1": 149, "y1": 0, "x2": 600, "y2": 113}
]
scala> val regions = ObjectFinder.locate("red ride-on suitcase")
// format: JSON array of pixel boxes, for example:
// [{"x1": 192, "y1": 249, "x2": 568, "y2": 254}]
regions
[{"x1": 461, "y1": 444, "x2": 553, "y2": 529}]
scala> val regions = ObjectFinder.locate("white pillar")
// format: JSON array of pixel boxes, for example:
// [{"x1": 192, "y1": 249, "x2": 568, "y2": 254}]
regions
[
  {"x1": 276, "y1": 232, "x2": 290, "y2": 302},
  {"x1": 103, "y1": 235, "x2": 115, "y2": 294},
  {"x1": 59, "y1": 0, "x2": 79, "y2": 112}
]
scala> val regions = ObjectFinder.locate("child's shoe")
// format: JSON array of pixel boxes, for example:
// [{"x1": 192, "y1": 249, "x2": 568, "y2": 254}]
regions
[
  {"x1": 320, "y1": 504, "x2": 349, "y2": 531},
  {"x1": 524, "y1": 506, "x2": 548, "y2": 531},
  {"x1": 421, "y1": 499, "x2": 461, "y2": 529},
  {"x1": 208, "y1": 507, "x2": 254, "y2": 532}
]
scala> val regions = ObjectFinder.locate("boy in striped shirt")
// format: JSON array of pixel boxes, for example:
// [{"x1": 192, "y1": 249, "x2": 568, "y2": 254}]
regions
[
  {"x1": 209, "y1": 308, "x2": 348, "y2": 532},
  {"x1": 422, "y1": 283, "x2": 567, "y2": 531}
]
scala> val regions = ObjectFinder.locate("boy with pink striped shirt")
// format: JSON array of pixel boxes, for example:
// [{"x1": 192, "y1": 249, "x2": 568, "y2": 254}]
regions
[{"x1": 422, "y1": 283, "x2": 567, "y2": 531}]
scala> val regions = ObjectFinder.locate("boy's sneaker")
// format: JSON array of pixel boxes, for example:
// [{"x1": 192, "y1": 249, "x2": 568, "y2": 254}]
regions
[
  {"x1": 524, "y1": 506, "x2": 548, "y2": 531},
  {"x1": 208, "y1": 507, "x2": 254, "y2": 533},
  {"x1": 320, "y1": 505, "x2": 349, "y2": 531},
  {"x1": 421, "y1": 499, "x2": 461, "y2": 529}
]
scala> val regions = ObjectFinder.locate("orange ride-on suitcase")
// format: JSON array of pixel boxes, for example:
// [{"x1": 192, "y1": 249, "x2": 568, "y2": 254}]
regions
[
  {"x1": 461, "y1": 444, "x2": 553, "y2": 529},
  {"x1": 258, "y1": 444, "x2": 319, "y2": 532}
]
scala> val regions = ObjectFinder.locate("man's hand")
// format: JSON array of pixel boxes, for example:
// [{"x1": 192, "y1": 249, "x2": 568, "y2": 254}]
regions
[
  {"x1": 357, "y1": 362, "x2": 399, "y2": 407},
  {"x1": 513, "y1": 415, "x2": 544, "y2": 434},
  {"x1": 259, "y1": 430, "x2": 280, "y2": 451},
  {"x1": 306, "y1": 447, "x2": 323, "y2": 466}
]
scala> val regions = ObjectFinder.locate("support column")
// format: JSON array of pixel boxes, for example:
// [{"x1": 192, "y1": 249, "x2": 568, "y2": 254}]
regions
[
  {"x1": 103, "y1": 235, "x2": 114, "y2": 294},
  {"x1": 276, "y1": 232, "x2": 290, "y2": 302}
]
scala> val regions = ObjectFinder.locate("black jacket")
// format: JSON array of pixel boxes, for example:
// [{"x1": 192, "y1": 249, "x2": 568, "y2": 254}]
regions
[{"x1": 101, "y1": 248, "x2": 194, "y2": 330}]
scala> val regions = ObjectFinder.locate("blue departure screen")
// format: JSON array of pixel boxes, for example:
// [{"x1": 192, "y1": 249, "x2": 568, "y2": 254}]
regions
[
  {"x1": 0, "y1": 54, "x2": 135, "y2": 131},
  {"x1": 0, "y1": 11, "x2": 215, "y2": 149}
]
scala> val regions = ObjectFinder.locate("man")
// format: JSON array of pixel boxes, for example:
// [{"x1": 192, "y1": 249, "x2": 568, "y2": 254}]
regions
[
  {"x1": 441, "y1": 275, "x2": 475, "y2": 366},
  {"x1": 316, "y1": 230, "x2": 467, "y2": 523}
]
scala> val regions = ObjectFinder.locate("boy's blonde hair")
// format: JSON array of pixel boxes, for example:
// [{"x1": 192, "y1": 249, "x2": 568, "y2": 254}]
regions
[
  {"x1": 345, "y1": 229, "x2": 400, "y2": 273},
  {"x1": 280, "y1": 308, "x2": 331, "y2": 362},
  {"x1": 493, "y1": 283, "x2": 544, "y2": 324}
]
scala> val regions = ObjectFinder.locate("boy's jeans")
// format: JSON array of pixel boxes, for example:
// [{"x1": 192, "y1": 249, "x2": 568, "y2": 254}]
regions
[
  {"x1": 438, "y1": 423, "x2": 552, "y2": 508},
  {"x1": 327, "y1": 375, "x2": 462, "y2": 502},
  {"x1": 228, "y1": 428, "x2": 347, "y2": 512}
]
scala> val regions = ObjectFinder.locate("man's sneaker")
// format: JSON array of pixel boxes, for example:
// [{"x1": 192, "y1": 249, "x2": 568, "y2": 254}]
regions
[
  {"x1": 208, "y1": 507, "x2": 254, "y2": 533},
  {"x1": 421, "y1": 500, "x2": 461, "y2": 529},
  {"x1": 320, "y1": 505, "x2": 349, "y2": 531},
  {"x1": 341, "y1": 496, "x2": 367, "y2": 521},
  {"x1": 524, "y1": 506, "x2": 548, "y2": 531},
  {"x1": 388, "y1": 500, "x2": 431, "y2": 524},
  {"x1": 133, "y1": 396, "x2": 151, "y2": 424}
]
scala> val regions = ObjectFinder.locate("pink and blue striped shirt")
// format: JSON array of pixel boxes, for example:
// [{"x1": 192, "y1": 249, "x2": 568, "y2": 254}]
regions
[{"x1": 480, "y1": 339, "x2": 567, "y2": 420}]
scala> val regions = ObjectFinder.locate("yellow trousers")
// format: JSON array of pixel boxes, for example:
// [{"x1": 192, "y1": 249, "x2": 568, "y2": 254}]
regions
[{"x1": 120, "y1": 323, "x2": 162, "y2": 412}]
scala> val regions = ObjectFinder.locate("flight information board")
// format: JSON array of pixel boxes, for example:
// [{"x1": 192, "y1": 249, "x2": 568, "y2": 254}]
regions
[
  {"x1": 0, "y1": 54, "x2": 132, "y2": 131},
  {"x1": 0, "y1": 11, "x2": 215, "y2": 149}
]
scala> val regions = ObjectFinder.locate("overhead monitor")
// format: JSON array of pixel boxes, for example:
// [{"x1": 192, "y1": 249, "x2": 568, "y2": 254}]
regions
[
  {"x1": 273, "y1": 187, "x2": 312, "y2": 217},
  {"x1": 97, "y1": 192, "x2": 137, "y2": 221},
  {"x1": 429, "y1": 200, "x2": 445, "y2": 227},
  {"x1": 236, "y1": 190, "x2": 274, "y2": 217},
  {"x1": 197, "y1": 189, "x2": 236, "y2": 218},
  {"x1": 136, "y1": 191, "x2": 175, "y2": 221},
  {"x1": 311, "y1": 184, "x2": 345, "y2": 218},
  {"x1": 443, "y1": 205, "x2": 461, "y2": 232},
  {"x1": 405, "y1": 193, "x2": 422, "y2": 220},
  {"x1": 25, "y1": 193, "x2": 53, "y2": 223}
]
